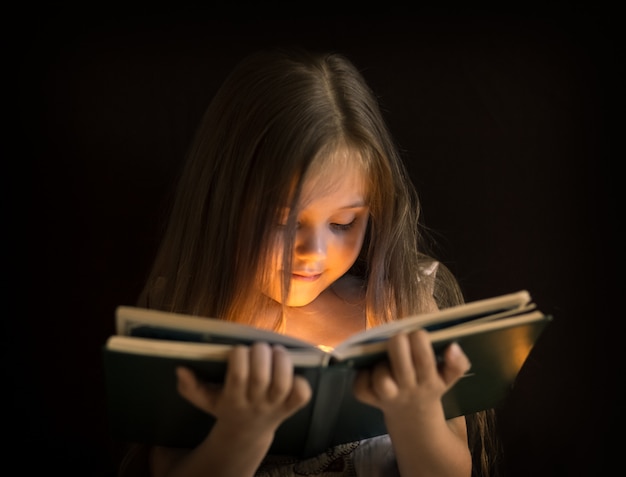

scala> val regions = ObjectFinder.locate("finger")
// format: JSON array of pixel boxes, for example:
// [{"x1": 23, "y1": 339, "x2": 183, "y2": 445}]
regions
[
  {"x1": 269, "y1": 345, "x2": 312, "y2": 414},
  {"x1": 369, "y1": 360, "x2": 398, "y2": 400},
  {"x1": 267, "y1": 345, "x2": 294, "y2": 402},
  {"x1": 247, "y1": 342, "x2": 272, "y2": 401},
  {"x1": 285, "y1": 375, "x2": 313, "y2": 413},
  {"x1": 353, "y1": 369, "x2": 378, "y2": 407},
  {"x1": 439, "y1": 342, "x2": 471, "y2": 389},
  {"x1": 223, "y1": 345, "x2": 250, "y2": 397},
  {"x1": 176, "y1": 366, "x2": 218, "y2": 412},
  {"x1": 386, "y1": 332, "x2": 415, "y2": 387},
  {"x1": 407, "y1": 329, "x2": 437, "y2": 383}
]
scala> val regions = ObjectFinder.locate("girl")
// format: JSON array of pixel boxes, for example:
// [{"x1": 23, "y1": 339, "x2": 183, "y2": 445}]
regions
[{"x1": 128, "y1": 47, "x2": 498, "y2": 477}]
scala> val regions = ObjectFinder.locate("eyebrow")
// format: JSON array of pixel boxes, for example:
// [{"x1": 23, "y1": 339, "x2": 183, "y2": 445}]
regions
[
  {"x1": 279, "y1": 202, "x2": 369, "y2": 214},
  {"x1": 338, "y1": 203, "x2": 368, "y2": 210}
]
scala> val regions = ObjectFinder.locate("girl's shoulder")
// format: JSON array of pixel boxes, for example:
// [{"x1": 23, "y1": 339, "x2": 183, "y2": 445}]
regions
[{"x1": 418, "y1": 259, "x2": 439, "y2": 278}]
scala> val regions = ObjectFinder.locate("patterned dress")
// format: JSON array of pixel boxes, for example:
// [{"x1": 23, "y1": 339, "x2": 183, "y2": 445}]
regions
[{"x1": 256, "y1": 435, "x2": 400, "y2": 477}]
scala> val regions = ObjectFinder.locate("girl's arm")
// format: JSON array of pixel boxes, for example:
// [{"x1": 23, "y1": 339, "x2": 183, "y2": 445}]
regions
[
  {"x1": 353, "y1": 330, "x2": 472, "y2": 477},
  {"x1": 150, "y1": 343, "x2": 312, "y2": 477}
]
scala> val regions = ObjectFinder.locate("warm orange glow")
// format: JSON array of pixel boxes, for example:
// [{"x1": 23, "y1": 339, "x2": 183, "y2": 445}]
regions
[
  {"x1": 317, "y1": 344, "x2": 335, "y2": 353},
  {"x1": 504, "y1": 327, "x2": 538, "y2": 376}
]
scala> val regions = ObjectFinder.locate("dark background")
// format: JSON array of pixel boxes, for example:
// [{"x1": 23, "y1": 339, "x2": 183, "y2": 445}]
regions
[{"x1": 14, "y1": 4, "x2": 618, "y2": 476}]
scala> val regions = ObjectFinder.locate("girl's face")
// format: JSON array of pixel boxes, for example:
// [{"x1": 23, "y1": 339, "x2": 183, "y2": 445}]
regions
[{"x1": 262, "y1": 152, "x2": 370, "y2": 307}]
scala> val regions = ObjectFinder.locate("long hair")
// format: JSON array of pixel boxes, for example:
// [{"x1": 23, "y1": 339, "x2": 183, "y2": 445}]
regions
[
  {"x1": 137, "y1": 47, "x2": 499, "y2": 476},
  {"x1": 139, "y1": 48, "x2": 439, "y2": 324}
]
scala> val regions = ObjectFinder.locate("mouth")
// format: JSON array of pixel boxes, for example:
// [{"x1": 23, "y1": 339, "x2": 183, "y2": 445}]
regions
[{"x1": 291, "y1": 271, "x2": 322, "y2": 282}]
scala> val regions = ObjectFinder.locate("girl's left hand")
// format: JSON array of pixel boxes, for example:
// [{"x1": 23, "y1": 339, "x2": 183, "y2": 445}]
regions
[{"x1": 352, "y1": 329, "x2": 470, "y2": 413}]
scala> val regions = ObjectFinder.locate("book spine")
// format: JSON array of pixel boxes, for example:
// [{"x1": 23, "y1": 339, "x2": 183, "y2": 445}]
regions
[{"x1": 300, "y1": 367, "x2": 354, "y2": 458}]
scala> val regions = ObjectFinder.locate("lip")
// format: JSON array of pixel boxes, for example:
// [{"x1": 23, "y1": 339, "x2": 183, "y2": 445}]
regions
[{"x1": 291, "y1": 272, "x2": 322, "y2": 282}]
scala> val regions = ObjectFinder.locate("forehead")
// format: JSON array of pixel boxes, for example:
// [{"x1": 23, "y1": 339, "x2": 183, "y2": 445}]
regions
[{"x1": 298, "y1": 147, "x2": 368, "y2": 206}]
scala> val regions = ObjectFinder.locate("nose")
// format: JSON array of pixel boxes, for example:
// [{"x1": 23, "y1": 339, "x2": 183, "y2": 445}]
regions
[{"x1": 294, "y1": 225, "x2": 327, "y2": 260}]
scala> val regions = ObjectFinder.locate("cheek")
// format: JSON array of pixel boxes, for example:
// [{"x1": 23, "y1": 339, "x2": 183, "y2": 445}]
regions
[
  {"x1": 336, "y1": 228, "x2": 367, "y2": 262},
  {"x1": 352, "y1": 219, "x2": 369, "y2": 251}
]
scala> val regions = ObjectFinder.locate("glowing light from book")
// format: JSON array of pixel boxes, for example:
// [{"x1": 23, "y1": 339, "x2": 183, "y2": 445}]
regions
[{"x1": 317, "y1": 344, "x2": 335, "y2": 353}]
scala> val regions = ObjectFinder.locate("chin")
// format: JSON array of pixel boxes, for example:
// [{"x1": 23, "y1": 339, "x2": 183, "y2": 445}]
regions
[
  {"x1": 285, "y1": 297, "x2": 316, "y2": 307},
  {"x1": 263, "y1": 282, "x2": 327, "y2": 307},
  {"x1": 284, "y1": 290, "x2": 323, "y2": 307}
]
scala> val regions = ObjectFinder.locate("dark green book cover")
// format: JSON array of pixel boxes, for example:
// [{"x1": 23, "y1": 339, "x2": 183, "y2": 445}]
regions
[{"x1": 103, "y1": 296, "x2": 551, "y2": 458}]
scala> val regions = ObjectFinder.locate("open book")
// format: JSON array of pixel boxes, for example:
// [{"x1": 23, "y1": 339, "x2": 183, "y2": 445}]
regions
[{"x1": 103, "y1": 290, "x2": 551, "y2": 457}]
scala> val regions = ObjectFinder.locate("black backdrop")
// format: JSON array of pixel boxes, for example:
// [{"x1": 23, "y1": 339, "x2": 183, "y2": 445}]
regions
[{"x1": 15, "y1": 5, "x2": 618, "y2": 476}]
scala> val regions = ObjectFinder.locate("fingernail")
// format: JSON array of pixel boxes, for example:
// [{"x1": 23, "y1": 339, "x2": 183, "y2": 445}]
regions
[{"x1": 449, "y1": 342, "x2": 471, "y2": 370}]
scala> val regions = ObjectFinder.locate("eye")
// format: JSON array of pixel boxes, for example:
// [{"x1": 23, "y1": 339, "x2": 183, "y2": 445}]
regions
[{"x1": 330, "y1": 218, "x2": 357, "y2": 232}]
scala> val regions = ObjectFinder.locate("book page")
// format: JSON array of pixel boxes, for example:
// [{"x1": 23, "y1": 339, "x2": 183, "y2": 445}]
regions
[
  {"x1": 114, "y1": 290, "x2": 533, "y2": 364},
  {"x1": 106, "y1": 335, "x2": 330, "y2": 367},
  {"x1": 116, "y1": 306, "x2": 317, "y2": 349},
  {"x1": 330, "y1": 309, "x2": 547, "y2": 363},
  {"x1": 332, "y1": 290, "x2": 532, "y2": 353}
]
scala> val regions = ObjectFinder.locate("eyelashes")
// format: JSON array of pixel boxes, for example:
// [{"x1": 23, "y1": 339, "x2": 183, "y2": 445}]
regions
[
  {"x1": 330, "y1": 219, "x2": 357, "y2": 232},
  {"x1": 276, "y1": 218, "x2": 358, "y2": 232}
]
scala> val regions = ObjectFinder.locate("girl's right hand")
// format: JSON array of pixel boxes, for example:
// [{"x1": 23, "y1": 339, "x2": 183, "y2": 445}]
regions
[
  {"x1": 176, "y1": 342, "x2": 312, "y2": 435},
  {"x1": 150, "y1": 345, "x2": 312, "y2": 477}
]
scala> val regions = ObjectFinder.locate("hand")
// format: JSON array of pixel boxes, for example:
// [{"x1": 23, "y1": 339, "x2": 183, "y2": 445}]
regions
[
  {"x1": 353, "y1": 329, "x2": 470, "y2": 414},
  {"x1": 176, "y1": 342, "x2": 312, "y2": 433}
]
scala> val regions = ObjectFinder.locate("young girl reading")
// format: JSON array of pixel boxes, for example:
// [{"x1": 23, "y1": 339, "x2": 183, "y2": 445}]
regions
[{"x1": 127, "y1": 47, "x2": 499, "y2": 477}]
